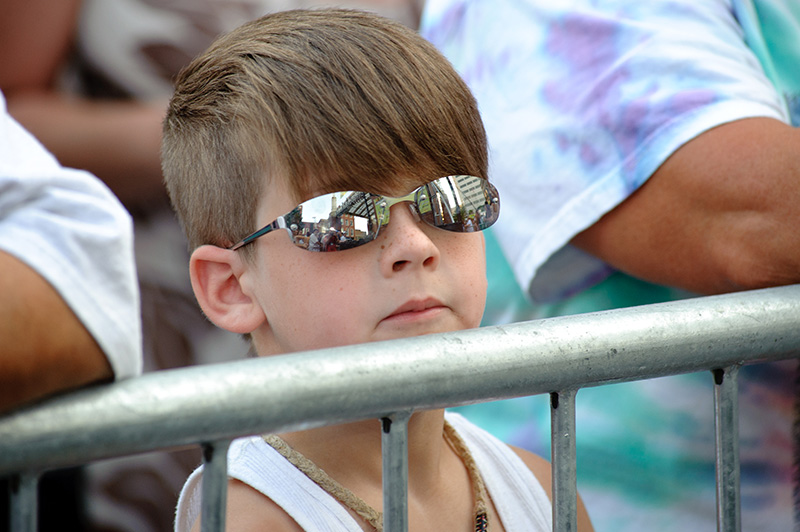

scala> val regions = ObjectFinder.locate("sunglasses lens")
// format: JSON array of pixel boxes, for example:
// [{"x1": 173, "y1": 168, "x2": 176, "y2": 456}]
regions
[
  {"x1": 286, "y1": 191, "x2": 380, "y2": 252},
  {"x1": 279, "y1": 176, "x2": 498, "y2": 252},
  {"x1": 417, "y1": 176, "x2": 499, "y2": 233}
]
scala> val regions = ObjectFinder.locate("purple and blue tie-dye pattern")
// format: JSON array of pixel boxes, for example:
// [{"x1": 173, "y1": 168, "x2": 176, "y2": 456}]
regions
[
  {"x1": 423, "y1": 0, "x2": 789, "y2": 303},
  {"x1": 422, "y1": 0, "x2": 798, "y2": 531}
]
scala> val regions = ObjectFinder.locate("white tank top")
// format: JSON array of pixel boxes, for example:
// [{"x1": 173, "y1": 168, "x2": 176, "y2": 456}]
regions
[{"x1": 175, "y1": 412, "x2": 552, "y2": 531}]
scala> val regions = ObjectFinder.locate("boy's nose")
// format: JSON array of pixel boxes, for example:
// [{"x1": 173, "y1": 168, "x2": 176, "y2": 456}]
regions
[{"x1": 378, "y1": 202, "x2": 440, "y2": 275}]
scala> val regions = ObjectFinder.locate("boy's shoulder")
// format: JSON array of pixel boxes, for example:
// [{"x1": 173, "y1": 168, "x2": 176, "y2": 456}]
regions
[
  {"x1": 446, "y1": 411, "x2": 552, "y2": 488},
  {"x1": 506, "y1": 444, "x2": 553, "y2": 500},
  {"x1": 221, "y1": 478, "x2": 306, "y2": 532},
  {"x1": 223, "y1": 434, "x2": 366, "y2": 531}
]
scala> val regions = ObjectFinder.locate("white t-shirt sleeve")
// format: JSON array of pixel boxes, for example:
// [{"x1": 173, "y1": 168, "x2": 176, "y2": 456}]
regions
[{"x1": 0, "y1": 92, "x2": 142, "y2": 379}]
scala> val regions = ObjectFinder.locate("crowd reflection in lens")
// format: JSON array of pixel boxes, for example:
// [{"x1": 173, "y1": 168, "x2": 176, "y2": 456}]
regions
[{"x1": 284, "y1": 176, "x2": 499, "y2": 252}]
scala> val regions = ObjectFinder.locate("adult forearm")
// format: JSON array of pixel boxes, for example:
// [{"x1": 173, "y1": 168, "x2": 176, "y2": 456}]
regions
[
  {"x1": 573, "y1": 117, "x2": 800, "y2": 295},
  {"x1": 0, "y1": 252, "x2": 112, "y2": 413},
  {"x1": 6, "y1": 93, "x2": 167, "y2": 208}
]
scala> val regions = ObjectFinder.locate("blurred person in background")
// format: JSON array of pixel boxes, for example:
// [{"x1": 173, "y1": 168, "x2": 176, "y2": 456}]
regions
[{"x1": 420, "y1": 0, "x2": 800, "y2": 531}]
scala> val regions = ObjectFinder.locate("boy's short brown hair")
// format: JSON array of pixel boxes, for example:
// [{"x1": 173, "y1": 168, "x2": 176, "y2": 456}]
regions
[{"x1": 162, "y1": 8, "x2": 488, "y2": 252}]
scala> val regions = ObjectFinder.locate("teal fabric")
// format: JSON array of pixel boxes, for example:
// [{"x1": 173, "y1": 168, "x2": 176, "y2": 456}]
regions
[
  {"x1": 461, "y1": 229, "x2": 795, "y2": 531},
  {"x1": 480, "y1": 229, "x2": 692, "y2": 326},
  {"x1": 734, "y1": 0, "x2": 800, "y2": 124}
]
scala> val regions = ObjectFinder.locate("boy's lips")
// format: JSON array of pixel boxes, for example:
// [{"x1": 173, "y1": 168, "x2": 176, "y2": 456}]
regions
[{"x1": 383, "y1": 298, "x2": 447, "y2": 322}]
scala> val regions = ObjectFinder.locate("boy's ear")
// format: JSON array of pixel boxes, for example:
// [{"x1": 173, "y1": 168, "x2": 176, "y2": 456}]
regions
[{"x1": 189, "y1": 245, "x2": 265, "y2": 334}]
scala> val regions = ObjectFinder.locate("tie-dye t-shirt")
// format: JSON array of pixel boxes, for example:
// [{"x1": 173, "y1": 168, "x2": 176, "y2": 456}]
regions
[{"x1": 421, "y1": 1, "x2": 799, "y2": 531}]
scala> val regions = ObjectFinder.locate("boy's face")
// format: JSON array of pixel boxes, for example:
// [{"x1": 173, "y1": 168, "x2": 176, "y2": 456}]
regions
[{"x1": 241, "y1": 176, "x2": 488, "y2": 356}]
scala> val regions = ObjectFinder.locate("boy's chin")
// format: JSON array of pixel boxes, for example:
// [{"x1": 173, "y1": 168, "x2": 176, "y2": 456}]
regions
[{"x1": 375, "y1": 316, "x2": 479, "y2": 342}]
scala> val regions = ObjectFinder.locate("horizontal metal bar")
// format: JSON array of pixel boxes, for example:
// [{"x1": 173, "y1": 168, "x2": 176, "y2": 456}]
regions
[{"x1": 0, "y1": 285, "x2": 798, "y2": 475}]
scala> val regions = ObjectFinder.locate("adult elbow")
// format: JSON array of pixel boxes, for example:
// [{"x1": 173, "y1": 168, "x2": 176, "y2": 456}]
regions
[{"x1": 711, "y1": 233, "x2": 800, "y2": 293}]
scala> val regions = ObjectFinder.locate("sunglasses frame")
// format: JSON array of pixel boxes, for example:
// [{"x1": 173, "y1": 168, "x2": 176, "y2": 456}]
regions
[{"x1": 229, "y1": 175, "x2": 499, "y2": 252}]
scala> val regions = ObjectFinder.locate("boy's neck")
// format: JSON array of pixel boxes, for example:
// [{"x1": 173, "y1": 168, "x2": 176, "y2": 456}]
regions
[{"x1": 278, "y1": 409, "x2": 448, "y2": 494}]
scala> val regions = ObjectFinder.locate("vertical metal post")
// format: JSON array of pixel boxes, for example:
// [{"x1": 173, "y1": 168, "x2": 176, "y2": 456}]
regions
[
  {"x1": 551, "y1": 390, "x2": 578, "y2": 532},
  {"x1": 381, "y1": 411, "x2": 411, "y2": 532},
  {"x1": 201, "y1": 439, "x2": 232, "y2": 532},
  {"x1": 9, "y1": 472, "x2": 38, "y2": 532},
  {"x1": 713, "y1": 366, "x2": 741, "y2": 532}
]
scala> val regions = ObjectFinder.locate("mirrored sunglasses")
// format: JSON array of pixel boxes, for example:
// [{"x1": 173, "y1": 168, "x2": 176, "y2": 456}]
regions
[{"x1": 229, "y1": 175, "x2": 500, "y2": 252}]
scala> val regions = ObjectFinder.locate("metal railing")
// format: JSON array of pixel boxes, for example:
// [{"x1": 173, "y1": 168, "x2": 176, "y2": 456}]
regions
[{"x1": 2, "y1": 285, "x2": 799, "y2": 531}]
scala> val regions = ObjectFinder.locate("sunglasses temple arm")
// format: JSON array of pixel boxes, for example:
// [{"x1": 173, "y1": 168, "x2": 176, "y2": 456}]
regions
[{"x1": 229, "y1": 219, "x2": 283, "y2": 250}]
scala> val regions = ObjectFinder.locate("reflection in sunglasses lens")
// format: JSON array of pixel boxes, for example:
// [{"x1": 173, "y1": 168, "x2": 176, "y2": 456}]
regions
[{"x1": 231, "y1": 176, "x2": 498, "y2": 252}]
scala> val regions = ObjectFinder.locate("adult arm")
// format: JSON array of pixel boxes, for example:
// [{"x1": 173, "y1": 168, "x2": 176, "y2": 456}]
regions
[
  {"x1": 0, "y1": 0, "x2": 166, "y2": 208},
  {"x1": 6, "y1": 95, "x2": 168, "y2": 207},
  {"x1": 0, "y1": 251, "x2": 112, "y2": 413},
  {"x1": 0, "y1": 93, "x2": 143, "y2": 412},
  {"x1": 572, "y1": 117, "x2": 800, "y2": 294}
]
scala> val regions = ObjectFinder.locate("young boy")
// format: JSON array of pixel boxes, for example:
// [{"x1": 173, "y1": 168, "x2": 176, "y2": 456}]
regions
[{"x1": 163, "y1": 9, "x2": 592, "y2": 532}]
